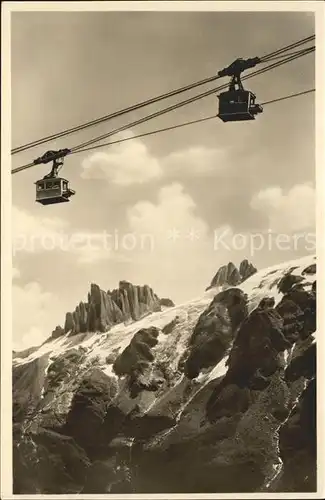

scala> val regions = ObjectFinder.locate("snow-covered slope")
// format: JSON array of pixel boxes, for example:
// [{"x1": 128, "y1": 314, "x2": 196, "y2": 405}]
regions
[
  {"x1": 14, "y1": 255, "x2": 315, "y2": 368},
  {"x1": 13, "y1": 254, "x2": 317, "y2": 495},
  {"x1": 14, "y1": 292, "x2": 213, "y2": 369},
  {"x1": 239, "y1": 254, "x2": 316, "y2": 309}
]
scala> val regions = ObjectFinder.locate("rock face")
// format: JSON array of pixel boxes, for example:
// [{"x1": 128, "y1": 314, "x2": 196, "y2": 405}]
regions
[
  {"x1": 64, "y1": 369, "x2": 119, "y2": 457},
  {"x1": 239, "y1": 259, "x2": 258, "y2": 281},
  {"x1": 207, "y1": 259, "x2": 257, "y2": 290},
  {"x1": 159, "y1": 297, "x2": 175, "y2": 308},
  {"x1": 113, "y1": 327, "x2": 164, "y2": 398},
  {"x1": 184, "y1": 288, "x2": 248, "y2": 379},
  {"x1": 208, "y1": 262, "x2": 241, "y2": 288},
  {"x1": 57, "y1": 282, "x2": 172, "y2": 337},
  {"x1": 13, "y1": 427, "x2": 90, "y2": 494},
  {"x1": 12, "y1": 255, "x2": 317, "y2": 495},
  {"x1": 50, "y1": 325, "x2": 65, "y2": 340}
]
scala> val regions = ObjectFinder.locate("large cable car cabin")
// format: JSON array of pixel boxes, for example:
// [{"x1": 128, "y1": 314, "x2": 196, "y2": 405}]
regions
[
  {"x1": 218, "y1": 89, "x2": 262, "y2": 122},
  {"x1": 34, "y1": 150, "x2": 75, "y2": 205},
  {"x1": 217, "y1": 57, "x2": 263, "y2": 123}
]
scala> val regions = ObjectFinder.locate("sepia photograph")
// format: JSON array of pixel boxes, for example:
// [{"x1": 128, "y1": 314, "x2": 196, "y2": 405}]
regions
[{"x1": 2, "y1": 1, "x2": 324, "y2": 497}]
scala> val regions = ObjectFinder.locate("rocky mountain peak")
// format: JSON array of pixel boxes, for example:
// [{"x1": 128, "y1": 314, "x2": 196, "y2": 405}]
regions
[
  {"x1": 207, "y1": 259, "x2": 257, "y2": 290},
  {"x1": 239, "y1": 259, "x2": 258, "y2": 281},
  {"x1": 54, "y1": 281, "x2": 174, "y2": 340}
]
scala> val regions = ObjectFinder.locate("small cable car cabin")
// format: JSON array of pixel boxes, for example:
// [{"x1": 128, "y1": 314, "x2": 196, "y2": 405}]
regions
[
  {"x1": 217, "y1": 89, "x2": 263, "y2": 122},
  {"x1": 35, "y1": 177, "x2": 75, "y2": 205}
]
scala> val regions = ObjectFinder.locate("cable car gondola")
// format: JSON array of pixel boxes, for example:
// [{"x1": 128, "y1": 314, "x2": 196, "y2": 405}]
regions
[
  {"x1": 34, "y1": 150, "x2": 75, "y2": 205},
  {"x1": 35, "y1": 177, "x2": 75, "y2": 205},
  {"x1": 217, "y1": 57, "x2": 263, "y2": 122}
]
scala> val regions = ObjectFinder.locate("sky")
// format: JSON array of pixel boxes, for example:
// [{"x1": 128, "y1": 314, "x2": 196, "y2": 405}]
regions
[{"x1": 11, "y1": 10, "x2": 316, "y2": 350}]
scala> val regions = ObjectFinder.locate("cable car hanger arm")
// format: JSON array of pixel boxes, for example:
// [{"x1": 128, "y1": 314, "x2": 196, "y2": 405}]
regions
[
  {"x1": 32, "y1": 148, "x2": 71, "y2": 166},
  {"x1": 217, "y1": 57, "x2": 261, "y2": 78}
]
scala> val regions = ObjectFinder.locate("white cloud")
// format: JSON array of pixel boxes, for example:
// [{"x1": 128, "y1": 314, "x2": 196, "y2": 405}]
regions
[
  {"x1": 163, "y1": 146, "x2": 226, "y2": 177},
  {"x1": 80, "y1": 131, "x2": 229, "y2": 186},
  {"x1": 12, "y1": 206, "x2": 116, "y2": 264},
  {"x1": 81, "y1": 131, "x2": 163, "y2": 185},
  {"x1": 123, "y1": 183, "x2": 227, "y2": 302},
  {"x1": 13, "y1": 279, "x2": 63, "y2": 350},
  {"x1": 127, "y1": 182, "x2": 209, "y2": 242},
  {"x1": 250, "y1": 183, "x2": 315, "y2": 232},
  {"x1": 12, "y1": 205, "x2": 68, "y2": 236},
  {"x1": 12, "y1": 205, "x2": 68, "y2": 255},
  {"x1": 69, "y1": 233, "x2": 132, "y2": 265}
]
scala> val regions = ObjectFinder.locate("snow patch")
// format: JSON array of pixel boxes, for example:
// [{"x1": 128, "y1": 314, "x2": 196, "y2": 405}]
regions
[
  {"x1": 101, "y1": 364, "x2": 118, "y2": 379},
  {"x1": 13, "y1": 334, "x2": 71, "y2": 366},
  {"x1": 239, "y1": 254, "x2": 315, "y2": 311},
  {"x1": 196, "y1": 355, "x2": 229, "y2": 384},
  {"x1": 265, "y1": 373, "x2": 311, "y2": 491},
  {"x1": 283, "y1": 344, "x2": 295, "y2": 370},
  {"x1": 40, "y1": 354, "x2": 54, "y2": 399}
]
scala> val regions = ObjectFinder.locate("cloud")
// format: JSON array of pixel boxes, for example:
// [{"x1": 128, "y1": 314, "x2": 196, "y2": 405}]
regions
[
  {"x1": 12, "y1": 205, "x2": 118, "y2": 264},
  {"x1": 127, "y1": 182, "x2": 209, "y2": 243},
  {"x1": 69, "y1": 233, "x2": 132, "y2": 264},
  {"x1": 81, "y1": 131, "x2": 163, "y2": 185},
  {"x1": 80, "y1": 130, "x2": 229, "y2": 187},
  {"x1": 250, "y1": 183, "x2": 315, "y2": 232},
  {"x1": 12, "y1": 205, "x2": 68, "y2": 255},
  {"x1": 13, "y1": 278, "x2": 63, "y2": 350},
  {"x1": 122, "y1": 183, "x2": 228, "y2": 302},
  {"x1": 12, "y1": 205, "x2": 68, "y2": 235},
  {"x1": 163, "y1": 146, "x2": 227, "y2": 177}
]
